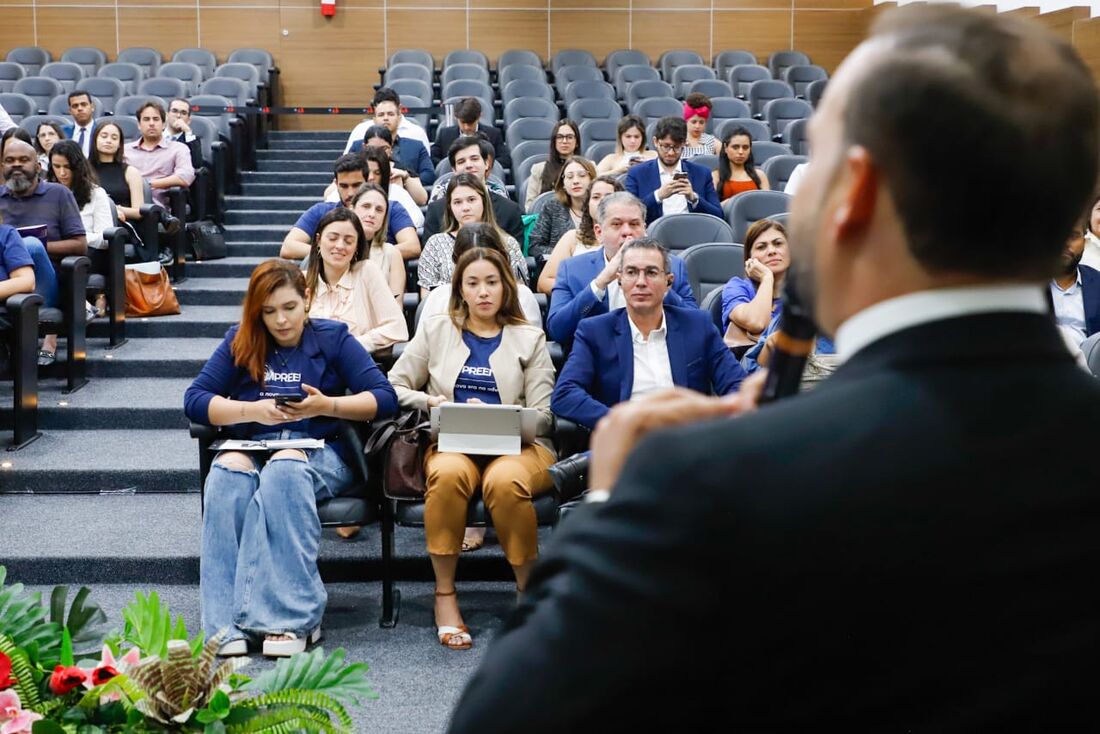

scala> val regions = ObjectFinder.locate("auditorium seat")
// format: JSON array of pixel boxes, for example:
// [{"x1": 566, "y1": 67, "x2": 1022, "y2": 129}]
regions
[
  {"x1": 708, "y1": 97, "x2": 752, "y2": 133},
  {"x1": 768, "y1": 50, "x2": 812, "y2": 80},
  {"x1": 584, "y1": 140, "x2": 615, "y2": 162},
  {"x1": 497, "y1": 49, "x2": 543, "y2": 70},
  {"x1": 748, "y1": 79, "x2": 794, "y2": 117},
  {"x1": 387, "y1": 49, "x2": 434, "y2": 70},
  {"x1": 214, "y1": 63, "x2": 263, "y2": 102},
  {"x1": 763, "y1": 97, "x2": 813, "y2": 140},
  {"x1": 716, "y1": 117, "x2": 771, "y2": 142},
  {"x1": 714, "y1": 50, "x2": 757, "y2": 80},
  {"x1": 441, "y1": 79, "x2": 493, "y2": 105},
  {"x1": 40, "y1": 62, "x2": 85, "y2": 93},
  {"x1": 0, "y1": 92, "x2": 35, "y2": 122},
  {"x1": 443, "y1": 50, "x2": 488, "y2": 70},
  {"x1": 441, "y1": 63, "x2": 490, "y2": 87},
  {"x1": 658, "y1": 50, "x2": 705, "y2": 82},
  {"x1": 75, "y1": 77, "x2": 125, "y2": 114},
  {"x1": 555, "y1": 65, "x2": 604, "y2": 97},
  {"x1": 687, "y1": 78, "x2": 733, "y2": 100},
  {"x1": 61, "y1": 47, "x2": 107, "y2": 77},
  {"x1": 605, "y1": 49, "x2": 651, "y2": 82},
  {"x1": 783, "y1": 118, "x2": 809, "y2": 156},
  {"x1": 682, "y1": 242, "x2": 745, "y2": 303},
  {"x1": 138, "y1": 76, "x2": 188, "y2": 100},
  {"x1": 807, "y1": 78, "x2": 828, "y2": 108},
  {"x1": 614, "y1": 65, "x2": 660, "y2": 100},
  {"x1": 671, "y1": 64, "x2": 716, "y2": 97},
  {"x1": 702, "y1": 286, "x2": 725, "y2": 332},
  {"x1": 551, "y1": 49, "x2": 597, "y2": 75},
  {"x1": 0, "y1": 62, "x2": 25, "y2": 94},
  {"x1": 13, "y1": 77, "x2": 64, "y2": 113},
  {"x1": 750, "y1": 140, "x2": 792, "y2": 166},
  {"x1": 157, "y1": 62, "x2": 205, "y2": 96},
  {"x1": 632, "y1": 96, "x2": 682, "y2": 125},
  {"x1": 200, "y1": 77, "x2": 252, "y2": 106},
  {"x1": 626, "y1": 79, "x2": 674, "y2": 111},
  {"x1": 384, "y1": 62, "x2": 433, "y2": 87},
  {"x1": 648, "y1": 213, "x2": 734, "y2": 254},
  {"x1": 498, "y1": 64, "x2": 546, "y2": 89},
  {"x1": 22, "y1": 109, "x2": 67, "y2": 132},
  {"x1": 784, "y1": 64, "x2": 828, "y2": 98},
  {"x1": 5, "y1": 47, "x2": 51, "y2": 76},
  {"x1": 387, "y1": 79, "x2": 433, "y2": 106},
  {"x1": 501, "y1": 79, "x2": 554, "y2": 106},
  {"x1": 1, "y1": 290, "x2": 42, "y2": 449},
  {"x1": 171, "y1": 48, "x2": 217, "y2": 80},
  {"x1": 97, "y1": 63, "x2": 144, "y2": 96},
  {"x1": 505, "y1": 117, "x2": 556, "y2": 151},
  {"x1": 37, "y1": 255, "x2": 91, "y2": 393},
  {"x1": 116, "y1": 47, "x2": 161, "y2": 78},
  {"x1": 723, "y1": 189, "x2": 791, "y2": 241},
  {"x1": 691, "y1": 154, "x2": 719, "y2": 171},
  {"x1": 761, "y1": 154, "x2": 807, "y2": 192},
  {"x1": 513, "y1": 152, "x2": 548, "y2": 205},
  {"x1": 503, "y1": 96, "x2": 558, "y2": 128},
  {"x1": 567, "y1": 97, "x2": 621, "y2": 124},
  {"x1": 578, "y1": 118, "x2": 618, "y2": 152},
  {"x1": 727, "y1": 64, "x2": 770, "y2": 98},
  {"x1": 562, "y1": 80, "x2": 615, "y2": 108},
  {"x1": 529, "y1": 190, "x2": 556, "y2": 215},
  {"x1": 1080, "y1": 332, "x2": 1100, "y2": 377}
]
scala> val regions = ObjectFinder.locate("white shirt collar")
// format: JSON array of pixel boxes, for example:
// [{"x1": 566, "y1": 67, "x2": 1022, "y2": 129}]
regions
[
  {"x1": 1052, "y1": 269, "x2": 1083, "y2": 293},
  {"x1": 627, "y1": 311, "x2": 666, "y2": 343},
  {"x1": 834, "y1": 284, "x2": 1048, "y2": 362}
]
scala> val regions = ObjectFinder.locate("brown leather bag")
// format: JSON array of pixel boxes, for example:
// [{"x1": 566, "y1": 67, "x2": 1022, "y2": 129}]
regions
[
  {"x1": 363, "y1": 409, "x2": 431, "y2": 500},
  {"x1": 124, "y1": 263, "x2": 180, "y2": 317}
]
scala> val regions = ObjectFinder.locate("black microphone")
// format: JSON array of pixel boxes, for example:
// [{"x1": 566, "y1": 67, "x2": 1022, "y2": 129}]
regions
[{"x1": 760, "y1": 267, "x2": 818, "y2": 403}]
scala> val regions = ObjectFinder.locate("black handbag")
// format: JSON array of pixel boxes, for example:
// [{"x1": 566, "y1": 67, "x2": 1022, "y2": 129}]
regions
[
  {"x1": 364, "y1": 409, "x2": 432, "y2": 500},
  {"x1": 187, "y1": 219, "x2": 227, "y2": 260}
]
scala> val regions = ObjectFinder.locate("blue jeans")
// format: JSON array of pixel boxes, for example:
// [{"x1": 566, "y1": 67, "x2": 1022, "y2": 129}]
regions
[
  {"x1": 199, "y1": 430, "x2": 354, "y2": 641},
  {"x1": 22, "y1": 237, "x2": 58, "y2": 308}
]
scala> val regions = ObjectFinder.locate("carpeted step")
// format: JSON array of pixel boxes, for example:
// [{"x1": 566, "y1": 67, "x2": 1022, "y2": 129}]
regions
[
  {"x1": 241, "y1": 182, "x2": 329, "y2": 198},
  {"x1": 0, "y1": 430, "x2": 196, "y2": 495},
  {"x1": 257, "y1": 148, "x2": 341, "y2": 161},
  {"x1": 226, "y1": 195, "x2": 318, "y2": 212},
  {"x1": 224, "y1": 242, "x2": 284, "y2": 258},
  {"x1": 0, "y1": 377, "x2": 194, "y2": 431},
  {"x1": 89, "y1": 305, "x2": 240, "y2": 339},
  {"x1": 174, "y1": 277, "x2": 248, "y2": 306},
  {"x1": 87, "y1": 337, "x2": 222, "y2": 378},
  {"x1": 256, "y1": 159, "x2": 335, "y2": 173},
  {"x1": 241, "y1": 170, "x2": 333, "y2": 184},
  {"x1": 269, "y1": 130, "x2": 348, "y2": 142},
  {"x1": 224, "y1": 224, "x2": 293, "y2": 242},
  {"x1": 265, "y1": 138, "x2": 346, "y2": 151},
  {"x1": 188, "y1": 256, "x2": 266, "y2": 277}
]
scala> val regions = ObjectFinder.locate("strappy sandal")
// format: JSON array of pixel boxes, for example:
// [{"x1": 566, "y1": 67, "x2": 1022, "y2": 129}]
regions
[
  {"x1": 261, "y1": 626, "x2": 322, "y2": 658},
  {"x1": 37, "y1": 350, "x2": 55, "y2": 367},
  {"x1": 461, "y1": 527, "x2": 485, "y2": 552},
  {"x1": 434, "y1": 590, "x2": 472, "y2": 650}
]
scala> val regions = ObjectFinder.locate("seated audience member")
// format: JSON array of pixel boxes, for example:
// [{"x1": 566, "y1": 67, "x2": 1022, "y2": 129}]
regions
[
  {"x1": 537, "y1": 175, "x2": 623, "y2": 295},
  {"x1": 681, "y1": 93, "x2": 721, "y2": 159},
  {"x1": 1049, "y1": 219, "x2": 1100, "y2": 348},
  {"x1": 325, "y1": 140, "x2": 424, "y2": 234},
  {"x1": 67, "y1": 92, "x2": 96, "y2": 159},
  {"x1": 166, "y1": 98, "x2": 204, "y2": 171},
  {"x1": 0, "y1": 129, "x2": 34, "y2": 184},
  {"x1": 431, "y1": 97, "x2": 510, "y2": 169},
  {"x1": 124, "y1": 100, "x2": 195, "y2": 210},
  {"x1": 183, "y1": 259, "x2": 398, "y2": 658},
  {"x1": 0, "y1": 223, "x2": 36, "y2": 360},
  {"x1": 784, "y1": 161, "x2": 808, "y2": 197},
  {"x1": 47, "y1": 140, "x2": 113, "y2": 317},
  {"x1": 595, "y1": 115, "x2": 657, "y2": 177},
  {"x1": 0, "y1": 138, "x2": 84, "y2": 365},
  {"x1": 1083, "y1": 191, "x2": 1100, "y2": 270},
  {"x1": 721, "y1": 218, "x2": 788, "y2": 355},
  {"x1": 525, "y1": 119, "x2": 580, "y2": 212},
  {"x1": 419, "y1": 174, "x2": 528, "y2": 293},
  {"x1": 345, "y1": 88, "x2": 434, "y2": 187},
  {"x1": 547, "y1": 191, "x2": 696, "y2": 346},
  {"x1": 90, "y1": 121, "x2": 147, "y2": 225},
  {"x1": 280, "y1": 153, "x2": 419, "y2": 261},
  {"x1": 349, "y1": 183, "x2": 406, "y2": 299},
  {"x1": 428, "y1": 134, "x2": 508, "y2": 204},
  {"x1": 625, "y1": 116, "x2": 722, "y2": 225},
  {"x1": 422, "y1": 223, "x2": 541, "y2": 326},
  {"x1": 423, "y1": 137, "x2": 523, "y2": 244},
  {"x1": 714, "y1": 127, "x2": 771, "y2": 202},
  {"x1": 303, "y1": 207, "x2": 408, "y2": 353},
  {"x1": 740, "y1": 308, "x2": 836, "y2": 380},
  {"x1": 345, "y1": 124, "x2": 428, "y2": 209},
  {"x1": 527, "y1": 156, "x2": 596, "y2": 260},
  {"x1": 552, "y1": 237, "x2": 744, "y2": 429},
  {"x1": 0, "y1": 103, "x2": 15, "y2": 135},
  {"x1": 345, "y1": 86, "x2": 431, "y2": 161},
  {"x1": 387, "y1": 247, "x2": 556, "y2": 650},
  {"x1": 34, "y1": 121, "x2": 65, "y2": 169}
]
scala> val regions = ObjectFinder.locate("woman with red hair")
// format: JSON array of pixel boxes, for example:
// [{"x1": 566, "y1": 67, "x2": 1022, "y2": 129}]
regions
[{"x1": 184, "y1": 259, "x2": 398, "y2": 658}]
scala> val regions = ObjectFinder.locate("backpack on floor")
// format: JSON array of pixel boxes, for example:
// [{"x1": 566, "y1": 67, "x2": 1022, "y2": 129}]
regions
[{"x1": 187, "y1": 219, "x2": 227, "y2": 260}]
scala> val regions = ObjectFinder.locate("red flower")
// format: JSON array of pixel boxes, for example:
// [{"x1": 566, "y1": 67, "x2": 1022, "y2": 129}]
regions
[
  {"x1": 48, "y1": 665, "x2": 86, "y2": 695},
  {"x1": 90, "y1": 665, "x2": 119, "y2": 686},
  {"x1": 0, "y1": 651, "x2": 15, "y2": 689}
]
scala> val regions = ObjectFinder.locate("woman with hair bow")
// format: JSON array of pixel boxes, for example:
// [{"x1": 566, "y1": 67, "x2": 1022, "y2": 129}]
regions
[{"x1": 681, "y1": 93, "x2": 721, "y2": 160}]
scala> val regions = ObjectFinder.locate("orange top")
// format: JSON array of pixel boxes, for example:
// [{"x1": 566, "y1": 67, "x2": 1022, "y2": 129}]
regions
[{"x1": 721, "y1": 177, "x2": 760, "y2": 201}]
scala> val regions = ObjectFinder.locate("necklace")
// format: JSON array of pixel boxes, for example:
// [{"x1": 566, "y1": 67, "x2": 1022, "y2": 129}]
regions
[{"x1": 272, "y1": 343, "x2": 299, "y2": 369}]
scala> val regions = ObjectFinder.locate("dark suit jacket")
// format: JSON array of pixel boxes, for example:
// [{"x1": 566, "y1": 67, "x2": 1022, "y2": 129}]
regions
[
  {"x1": 165, "y1": 132, "x2": 203, "y2": 171},
  {"x1": 430, "y1": 124, "x2": 511, "y2": 169},
  {"x1": 421, "y1": 190, "x2": 525, "y2": 246},
  {"x1": 546, "y1": 248, "x2": 697, "y2": 346},
  {"x1": 625, "y1": 157, "x2": 722, "y2": 225},
  {"x1": 552, "y1": 305, "x2": 746, "y2": 429},
  {"x1": 450, "y1": 311, "x2": 1100, "y2": 732},
  {"x1": 1048, "y1": 264, "x2": 1100, "y2": 337}
]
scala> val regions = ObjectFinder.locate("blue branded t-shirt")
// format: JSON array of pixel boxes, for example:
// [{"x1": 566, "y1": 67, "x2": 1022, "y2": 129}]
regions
[
  {"x1": 453, "y1": 330, "x2": 503, "y2": 404},
  {"x1": 0, "y1": 224, "x2": 34, "y2": 281},
  {"x1": 293, "y1": 200, "x2": 414, "y2": 243},
  {"x1": 260, "y1": 342, "x2": 308, "y2": 428}
]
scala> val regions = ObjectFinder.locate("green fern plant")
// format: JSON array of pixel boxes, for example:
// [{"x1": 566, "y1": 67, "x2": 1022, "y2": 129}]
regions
[
  {"x1": 246, "y1": 647, "x2": 376, "y2": 705},
  {"x1": 0, "y1": 633, "x2": 42, "y2": 711},
  {"x1": 226, "y1": 705, "x2": 344, "y2": 734},
  {"x1": 238, "y1": 690, "x2": 353, "y2": 730},
  {"x1": 114, "y1": 590, "x2": 204, "y2": 659}
]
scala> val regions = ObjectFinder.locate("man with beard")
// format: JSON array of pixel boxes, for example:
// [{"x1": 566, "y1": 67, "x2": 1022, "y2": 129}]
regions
[
  {"x1": 0, "y1": 138, "x2": 86, "y2": 364},
  {"x1": 1049, "y1": 219, "x2": 1100, "y2": 347},
  {"x1": 448, "y1": 5, "x2": 1100, "y2": 732}
]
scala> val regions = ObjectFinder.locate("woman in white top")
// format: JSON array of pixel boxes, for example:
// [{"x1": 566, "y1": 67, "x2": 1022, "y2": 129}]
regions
[
  {"x1": 536, "y1": 175, "x2": 623, "y2": 295},
  {"x1": 48, "y1": 140, "x2": 115, "y2": 321},
  {"x1": 349, "y1": 183, "x2": 406, "y2": 299},
  {"x1": 595, "y1": 115, "x2": 657, "y2": 177},
  {"x1": 303, "y1": 207, "x2": 408, "y2": 355},
  {"x1": 524, "y1": 119, "x2": 580, "y2": 212}
]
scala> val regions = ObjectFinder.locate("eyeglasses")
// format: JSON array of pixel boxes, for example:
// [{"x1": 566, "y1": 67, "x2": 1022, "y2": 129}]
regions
[
  {"x1": 656, "y1": 143, "x2": 684, "y2": 154},
  {"x1": 169, "y1": 108, "x2": 190, "y2": 116},
  {"x1": 555, "y1": 134, "x2": 577, "y2": 142},
  {"x1": 620, "y1": 266, "x2": 667, "y2": 282}
]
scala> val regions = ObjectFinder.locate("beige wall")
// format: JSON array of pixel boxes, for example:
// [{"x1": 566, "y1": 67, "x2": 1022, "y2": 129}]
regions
[{"x1": 0, "y1": 0, "x2": 874, "y2": 129}]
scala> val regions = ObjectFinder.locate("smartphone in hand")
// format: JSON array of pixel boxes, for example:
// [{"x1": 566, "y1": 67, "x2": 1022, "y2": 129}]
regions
[{"x1": 274, "y1": 393, "x2": 305, "y2": 406}]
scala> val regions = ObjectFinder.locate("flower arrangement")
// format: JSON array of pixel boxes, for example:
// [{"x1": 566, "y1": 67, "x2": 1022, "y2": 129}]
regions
[{"x1": 0, "y1": 566, "x2": 376, "y2": 733}]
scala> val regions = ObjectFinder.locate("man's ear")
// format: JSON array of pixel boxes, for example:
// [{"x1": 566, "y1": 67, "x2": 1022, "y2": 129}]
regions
[
  {"x1": 593, "y1": 221, "x2": 603, "y2": 241},
  {"x1": 833, "y1": 146, "x2": 878, "y2": 241}
]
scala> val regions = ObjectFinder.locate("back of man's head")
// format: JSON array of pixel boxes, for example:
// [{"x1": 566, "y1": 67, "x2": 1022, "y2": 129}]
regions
[
  {"x1": 454, "y1": 97, "x2": 481, "y2": 125},
  {"x1": 653, "y1": 117, "x2": 687, "y2": 145},
  {"x1": 449, "y1": 135, "x2": 494, "y2": 169},
  {"x1": 847, "y1": 5, "x2": 1098, "y2": 280},
  {"x1": 373, "y1": 87, "x2": 401, "y2": 108},
  {"x1": 333, "y1": 153, "x2": 364, "y2": 178}
]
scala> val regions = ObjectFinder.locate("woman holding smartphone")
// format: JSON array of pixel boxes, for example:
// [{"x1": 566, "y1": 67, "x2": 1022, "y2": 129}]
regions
[
  {"x1": 184, "y1": 259, "x2": 398, "y2": 658},
  {"x1": 596, "y1": 115, "x2": 657, "y2": 176}
]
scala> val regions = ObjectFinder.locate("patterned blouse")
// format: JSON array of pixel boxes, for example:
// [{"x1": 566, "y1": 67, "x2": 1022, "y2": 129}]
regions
[
  {"x1": 417, "y1": 231, "x2": 529, "y2": 290},
  {"x1": 681, "y1": 133, "x2": 718, "y2": 160},
  {"x1": 527, "y1": 200, "x2": 580, "y2": 259}
]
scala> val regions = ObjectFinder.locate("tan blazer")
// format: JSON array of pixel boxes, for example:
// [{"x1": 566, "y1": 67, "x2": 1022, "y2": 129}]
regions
[{"x1": 388, "y1": 314, "x2": 557, "y2": 455}]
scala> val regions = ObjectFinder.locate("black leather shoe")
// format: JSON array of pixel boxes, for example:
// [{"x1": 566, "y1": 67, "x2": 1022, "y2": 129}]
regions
[{"x1": 160, "y1": 214, "x2": 182, "y2": 236}]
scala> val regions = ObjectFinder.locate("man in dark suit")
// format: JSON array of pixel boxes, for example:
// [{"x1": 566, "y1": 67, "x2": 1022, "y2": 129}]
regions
[
  {"x1": 430, "y1": 96, "x2": 510, "y2": 169},
  {"x1": 625, "y1": 116, "x2": 722, "y2": 225},
  {"x1": 546, "y1": 191, "x2": 696, "y2": 346},
  {"x1": 422, "y1": 136, "x2": 524, "y2": 245},
  {"x1": 450, "y1": 6, "x2": 1100, "y2": 731},
  {"x1": 1050, "y1": 219, "x2": 1100, "y2": 347},
  {"x1": 552, "y1": 237, "x2": 744, "y2": 429},
  {"x1": 166, "y1": 98, "x2": 204, "y2": 171}
]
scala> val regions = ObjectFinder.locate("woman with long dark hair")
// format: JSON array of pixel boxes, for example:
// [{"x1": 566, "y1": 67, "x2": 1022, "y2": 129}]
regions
[
  {"x1": 720, "y1": 218, "x2": 789, "y2": 356},
  {"x1": 714, "y1": 127, "x2": 770, "y2": 201},
  {"x1": 536, "y1": 175, "x2": 623, "y2": 295},
  {"x1": 89, "y1": 121, "x2": 146, "y2": 223},
  {"x1": 184, "y1": 259, "x2": 398, "y2": 658},
  {"x1": 34, "y1": 121, "x2": 65, "y2": 169},
  {"x1": 526, "y1": 155, "x2": 596, "y2": 259},
  {"x1": 524, "y1": 119, "x2": 580, "y2": 211},
  {"x1": 349, "y1": 182, "x2": 406, "y2": 298}
]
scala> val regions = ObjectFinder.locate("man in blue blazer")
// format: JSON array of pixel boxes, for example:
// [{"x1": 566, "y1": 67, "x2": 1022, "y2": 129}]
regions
[
  {"x1": 625, "y1": 116, "x2": 722, "y2": 225},
  {"x1": 547, "y1": 191, "x2": 697, "y2": 346},
  {"x1": 552, "y1": 237, "x2": 745, "y2": 429},
  {"x1": 1049, "y1": 222, "x2": 1100, "y2": 347}
]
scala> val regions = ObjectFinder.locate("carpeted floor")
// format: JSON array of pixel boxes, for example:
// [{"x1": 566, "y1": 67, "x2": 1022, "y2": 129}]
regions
[{"x1": 26, "y1": 581, "x2": 517, "y2": 733}]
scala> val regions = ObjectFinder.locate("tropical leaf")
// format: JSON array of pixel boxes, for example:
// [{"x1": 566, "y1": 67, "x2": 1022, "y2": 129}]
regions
[
  {"x1": 245, "y1": 648, "x2": 376, "y2": 706},
  {"x1": 0, "y1": 569, "x2": 60, "y2": 667},
  {"x1": 0, "y1": 633, "x2": 43, "y2": 711},
  {"x1": 226, "y1": 705, "x2": 343, "y2": 734},
  {"x1": 50, "y1": 585, "x2": 108, "y2": 660},
  {"x1": 239, "y1": 689, "x2": 352, "y2": 730},
  {"x1": 118, "y1": 591, "x2": 201, "y2": 659}
]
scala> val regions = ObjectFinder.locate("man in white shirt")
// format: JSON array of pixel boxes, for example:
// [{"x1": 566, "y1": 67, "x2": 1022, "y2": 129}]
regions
[
  {"x1": 344, "y1": 87, "x2": 430, "y2": 156},
  {"x1": 453, "y1": 6, "x2": 1100, "y2": 731},
  {"x1": 1049, "y1": 220, "x2": 1100, "y2": 347},
  {"x1": 67, "y1": 92, "x2": 96, "y2": 158}
]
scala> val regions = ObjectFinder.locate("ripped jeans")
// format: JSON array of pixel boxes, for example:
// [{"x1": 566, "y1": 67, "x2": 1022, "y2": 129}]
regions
[{"x1": 199, "y1": 429, "x2": 353, "y2": 641}]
